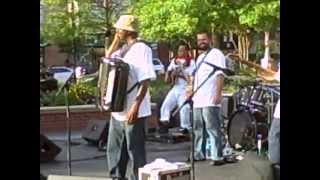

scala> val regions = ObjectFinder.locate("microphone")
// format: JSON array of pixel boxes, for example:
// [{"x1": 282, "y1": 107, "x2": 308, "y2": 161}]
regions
[{"x1": 203, "y1": 61, "x2": 235, "y2": 76}]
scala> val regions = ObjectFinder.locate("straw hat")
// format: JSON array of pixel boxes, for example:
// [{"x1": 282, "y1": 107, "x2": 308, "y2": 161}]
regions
[{"x1": 113, "y1": 15, "x2": 138, "y2": 32}]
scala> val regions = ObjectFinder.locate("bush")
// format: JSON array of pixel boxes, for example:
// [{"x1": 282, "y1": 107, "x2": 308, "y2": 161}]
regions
[
  {"x1": 149, "y1": 77, "x2": 171, "y2": 105},
  {"x1": 40, "y1": 71, "x2": 259, "y2": 106},
  {"x1": 68, "y1": 81, "x2": 96, "y2": 104},
  {"x1": 40, "y1": 80, "x2": 97, "y2": 106},
  {"x1": 223, "y1": 67, "x2": 258, "y2": 94}
]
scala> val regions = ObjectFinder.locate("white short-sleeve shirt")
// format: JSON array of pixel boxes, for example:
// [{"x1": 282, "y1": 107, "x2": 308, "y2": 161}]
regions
[
  {"x1": 192, "y1": 48, "x2": 226, "y2": 108},
  {"x1": 167, "y1": 59, "x2": 196, "y2": 87},
  {"x1": 274, "y1": 66, "x2": 280, "y2": 118},
  {"x1": 107, "y1": 42, "x2": 157, "y2": 121}
]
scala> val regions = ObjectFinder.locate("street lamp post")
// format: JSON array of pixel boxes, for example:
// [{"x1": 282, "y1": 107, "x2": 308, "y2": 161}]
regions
[
  {"x1": 65, "y1": 0, "x2": 79, "y2": 176},
  {"x1": 68, "y1": 0, "x2": 79, "y2": 80}
]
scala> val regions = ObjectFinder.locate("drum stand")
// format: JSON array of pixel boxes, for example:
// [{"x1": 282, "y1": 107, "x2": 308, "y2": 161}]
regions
[
  {"x1": 173, "y1": 67, "x2": 230, "y2": 180},
  {"x1": 56, "y1": 73, "x2": 74, "y2": 176}
]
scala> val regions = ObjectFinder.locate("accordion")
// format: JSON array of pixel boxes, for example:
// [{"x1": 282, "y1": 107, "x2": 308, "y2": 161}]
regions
[{"x1": 98, "y1": 58, "x2": 130, "y2": 112}]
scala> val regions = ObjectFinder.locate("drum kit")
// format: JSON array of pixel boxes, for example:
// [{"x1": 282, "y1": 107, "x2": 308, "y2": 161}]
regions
[{"x1": 226, "y1": 81, "x2": 280, "y2": 151}]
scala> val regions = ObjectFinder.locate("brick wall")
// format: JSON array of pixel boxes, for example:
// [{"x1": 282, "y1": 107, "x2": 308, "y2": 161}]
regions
[
  {"x1": 44, "y1": 45, "x2": 69, "y2": 67},
  {"x1": 40, "y1": 104, "x2": 159, "y2": 133},
  {"x1": 40, "y1": 105, "x2": 110, "y2": 133}
]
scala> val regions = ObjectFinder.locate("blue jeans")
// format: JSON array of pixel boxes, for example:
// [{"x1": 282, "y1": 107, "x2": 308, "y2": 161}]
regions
[
  {"x1": 193, "y1": 107, "x2": 223, "y2": 161},
  {"x1": 268, "y1": 118, "x2": 280, "y2": 164},
  {"x1": 106, "y1": 117, "x2": 146, "y2": 180}
]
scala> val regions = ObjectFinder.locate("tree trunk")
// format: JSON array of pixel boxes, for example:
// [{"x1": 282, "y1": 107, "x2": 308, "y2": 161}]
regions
[
  {"x1": 241, "y1": 34, "x2": 246, "y2": 60},
  {"x1": 237, "y1": 31, "x2": 251, "y2": 70},
  {"x1": 238, "y1": 34, "x2": 243, "y2": 69},
  {"x1": 263, "y1": 31, "x2": 270, "y2": 69},
  {"x1": 244, "y1": 33, "x2": 250, "y2": 61}
]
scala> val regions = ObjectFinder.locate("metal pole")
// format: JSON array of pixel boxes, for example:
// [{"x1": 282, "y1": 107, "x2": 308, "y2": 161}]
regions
[
  {"x1": 189, "y1": 100, "x2": 195, "y2": 180},
  {"x1": 65, "y1": 0, "x2": 76, "y2": 175},
  {"x1": 64, "y1": 85, "x2": 72, "y2": 176},
  {"x1": 71, "y1": 1, "x2": 77, "y2": 81}
]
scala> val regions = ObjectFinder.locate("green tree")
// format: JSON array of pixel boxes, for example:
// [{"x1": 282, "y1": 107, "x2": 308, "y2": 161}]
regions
[
  {"x1": 41, "y1": 0, "x2": 104, "y2": 47},
  {"x1": 132, "y1": 0, "x2": 279, "y2": 63},
  {"x1": 132, "y1": 0, "x2": 198, "y2": 47},
  {"x1": 237, "y1": 0, "x2": 280, "y2": 64},
  {"x1": 40, "y1": 0, "x2": 132, "y2": 51}
]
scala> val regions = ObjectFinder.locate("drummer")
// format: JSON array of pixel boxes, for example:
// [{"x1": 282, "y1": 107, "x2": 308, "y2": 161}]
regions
[{"x1": 260, "y1": 63, "x2": 280, "y2": 164}]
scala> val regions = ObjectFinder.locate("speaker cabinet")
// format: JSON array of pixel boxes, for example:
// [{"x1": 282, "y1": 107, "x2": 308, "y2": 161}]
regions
[
  {"x1": 48, "y1": 175, "x2": 111, "y2": 180},
  {"x1": 82, "y1": 120, "x2": 109, "y2": 146},
  {"x1": 40, "y1": 134, "x2": 61, "y2": 163}
]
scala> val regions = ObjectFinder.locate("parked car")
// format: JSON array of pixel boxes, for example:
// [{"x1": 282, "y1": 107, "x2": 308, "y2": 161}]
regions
[
  {"x1": 48, "y1": 66, "x2": 74, "y2": 84},
  {"x1": 152, "y1": 58, "x2": 165, "y2": 74}
]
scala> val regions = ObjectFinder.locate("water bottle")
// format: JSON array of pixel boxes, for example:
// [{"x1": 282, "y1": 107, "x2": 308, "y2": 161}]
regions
[
  {"x1": 257, "y1": 134, "x2": 262, "y2": 156},
  {"x1": 206, "y1": 138, "x2": 212, "y2": 160}
]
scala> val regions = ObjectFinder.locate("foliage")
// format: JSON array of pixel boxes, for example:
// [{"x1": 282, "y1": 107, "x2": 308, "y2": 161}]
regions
[
  {"x1": 133, "y1": 0, "x2": 278, "y2": 36},
  {"x1": 132, "y1": 0, "x2": 198, "y2": 43},
  {"x1": 68, "y1": 81, "x2": 96, "y2": 104},
  {"x1": 149, "y1": 77, "x2": 172, "y2": 104},
  {"x1": 41, "y1": 75, "x2": 173, "y2": 106},
  {"x1": 224, "y1": 67, "x2": 258, "y2": 93},
  {"x1": 40, "y1": 80, "x2": 96, "y2": 106},
  {"x1": 40, "y1": 90, "x2": 66, "y2": 106},
  {"x1": 41, "y1": 0, "x2": 133, "y2": 52},
  {"x1": 41, "y1": 0, "x2": 104, "y2": 47},
  {"x1": 237, "y1": 0, "x2": 280, "y2": 32},
  {"x1": 132, "y1": 0, "x2": 279, "y2": 57}
]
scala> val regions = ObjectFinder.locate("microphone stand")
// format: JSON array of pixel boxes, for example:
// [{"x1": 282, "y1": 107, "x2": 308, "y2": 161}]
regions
[
  {"x1": 56, "y1": 73, "x2": 75, "y2": 176},
  {"x1": 172, "y1": 64, "x2": 231, "y2": 180}
]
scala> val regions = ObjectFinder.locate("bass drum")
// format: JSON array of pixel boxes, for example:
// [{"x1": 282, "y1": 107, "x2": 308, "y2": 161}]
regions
[{"x1": 227, "y1": 109, "x2": 269, "y2": 150}]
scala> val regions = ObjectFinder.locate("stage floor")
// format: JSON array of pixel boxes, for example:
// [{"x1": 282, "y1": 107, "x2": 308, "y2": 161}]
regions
[{"x1": 40, "y1": 132, "x2": 275, "y2": 180}]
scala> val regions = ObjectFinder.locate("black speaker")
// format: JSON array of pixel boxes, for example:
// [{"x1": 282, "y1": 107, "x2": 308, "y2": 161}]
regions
[
  {"x1": 48, "y1": 175, "x2": 111, "y2": 180},
  {"x1": 40, "y1": 173, "x2": 47, "y2": 180},
  {"x1": 82, "y1": 120, "x2": 109, "y2": 149},
  {"x1": 273, "y1": 164, "x2": 280, "y2": 180},
  {"x1": 40, "y1": 134, "x2": 61, "y2": 163}
]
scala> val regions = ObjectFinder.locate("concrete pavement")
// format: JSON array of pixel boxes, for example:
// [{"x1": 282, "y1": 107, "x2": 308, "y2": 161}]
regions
[{"x1": 41, "y1": 132, "x2": 274, "y2": 180}]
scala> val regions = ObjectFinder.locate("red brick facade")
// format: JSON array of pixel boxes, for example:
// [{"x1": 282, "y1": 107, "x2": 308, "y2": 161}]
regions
[
  {"x1": 40, "y1": 104, "x2": 159, "y2": 133},
  {"x1": 40, "y1": 106, "x2": 110, "y2": 133}
]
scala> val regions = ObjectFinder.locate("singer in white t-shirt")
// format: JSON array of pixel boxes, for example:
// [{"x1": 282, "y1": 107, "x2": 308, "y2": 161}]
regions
[{"x1": 187, "y1": 32, "x2": 227, "y2": 166}]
